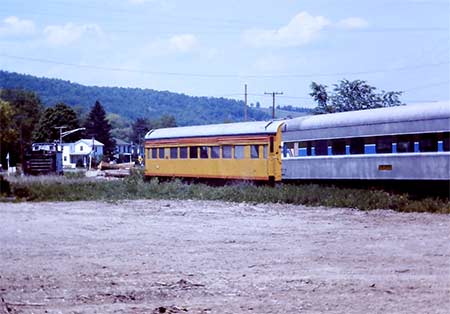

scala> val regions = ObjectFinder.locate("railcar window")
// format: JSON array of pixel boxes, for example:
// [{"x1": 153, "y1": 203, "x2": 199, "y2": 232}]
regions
[
  {"x1": 314, "y1": 140, "x2": 328, "y2": 156},
  {"x1": 396, "y1": 140, "x2": 413, "y2": 153},
  {"x1": 269, "y1": 137, "x2": 274, "y2": 153},
  {"x1": 170, "y1": 147, "x2": 178, "y2": 159},
  {"x1": 419, "y1": 134, "x2": 438, "y2": 152},
  {"x1": 263, "y1": 145, "x2": 268, "y2": 159},
  {"x1": 350, "y1": 138, "x2": 364, "y2": 154},
  {"x1": 211, "y1": 146, "x2": 220, "y2": 159},
  {"x1": 234, "y1": 145, "x2": 245, "y2": 159},
  {"x1": 283, "y1": 142, "x2": 295, "y2": 158},
  {"x1": 180, "y1": 147, "x2": 188, "y2": 159},
  {"x1": 200, "y1": 146, "x2": 209, "y2": 159},
  {"x1": 189, "y1": 146, "x2": 198, "y2": 159},
  {"x1": 376, "y1": 137, "x2": 392, "y2": 154},
  {"x1": 251, "y1": 145, "x2": 259, "y2": 159},
  {"x1": 152, "y1": 148, "x2": 157, "y2": 159},
  {"x1": 444, "y1": 136, "x2": 450, "y2": 151},
  {"x1": 331, "y1": 140, "x2": 346, "y2": 155},
  {"x1": 158, "y1": 147, "x2": 165, "y2": 159},
  {"x1": 299, "y1": 142, "x2": 312, "y2": 156},
  {"x1": 146, "y1": 148, "x2": 151, "y2": 159},
  {"x1": 222, "y1": 145, "x2": 232, "y2": 159}
]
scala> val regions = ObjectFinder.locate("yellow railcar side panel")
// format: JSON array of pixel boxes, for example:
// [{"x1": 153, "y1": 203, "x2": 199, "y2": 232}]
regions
[
  {"x1": 144, "y1": 130, "x2": 284, "y2": 181},
  {"x1": 146, "y1": 159, "x2": 268, "y2": 180}
]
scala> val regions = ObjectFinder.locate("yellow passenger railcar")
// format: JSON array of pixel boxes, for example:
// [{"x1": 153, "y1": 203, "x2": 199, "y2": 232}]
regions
[{"x1": 144, "y1": 120, "x2": 285, "y2": 182}]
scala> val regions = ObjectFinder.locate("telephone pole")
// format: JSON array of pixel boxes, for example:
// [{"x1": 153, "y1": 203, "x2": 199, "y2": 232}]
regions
[
  {"x1": 244, "y1": 84, "x2": 248, "y2": 121},
  {"x1": 265, "y1": 91, "x2": 283, "y2": 119}
]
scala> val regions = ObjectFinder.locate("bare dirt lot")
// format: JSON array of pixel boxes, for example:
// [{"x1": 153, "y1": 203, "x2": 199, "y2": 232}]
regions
[{"x1": 1, "y1": 200, "x2": 449, "y2": 314}]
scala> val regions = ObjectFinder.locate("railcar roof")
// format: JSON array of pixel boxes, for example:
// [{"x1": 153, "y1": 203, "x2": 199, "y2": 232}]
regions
[
  {"x1": 145, "y1": 120, "x2": 285, "y2": 140},
  {"x1": 284, "y1": 102, "x2": 450, "y2": 132}
]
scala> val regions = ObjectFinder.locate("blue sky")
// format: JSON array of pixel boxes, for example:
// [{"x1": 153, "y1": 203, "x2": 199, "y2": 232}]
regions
[{"x1": 0, "y1": 0, "x2": 449, "y2": 108}]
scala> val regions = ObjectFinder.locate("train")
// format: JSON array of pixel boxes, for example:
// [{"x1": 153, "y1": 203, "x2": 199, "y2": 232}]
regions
[{"x1": 144, "y1": 102, "x2": 450, "y2": 184}]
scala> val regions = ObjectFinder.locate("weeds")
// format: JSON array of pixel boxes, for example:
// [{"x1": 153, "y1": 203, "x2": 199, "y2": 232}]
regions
[{"x1": 3, "y1": 175, "x2": 450, "y2": 214}]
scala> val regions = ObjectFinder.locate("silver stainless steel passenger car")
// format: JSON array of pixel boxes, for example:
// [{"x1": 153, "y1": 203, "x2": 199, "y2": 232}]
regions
[{"x1": 281, "y1": 102, "x2": 450, "y2": 181}]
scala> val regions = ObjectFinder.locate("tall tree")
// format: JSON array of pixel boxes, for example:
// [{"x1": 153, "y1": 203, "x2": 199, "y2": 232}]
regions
[
  {"x1": 84, "y1": 100, "x2": 115, "y2": 159},
  {"x1": 33, "y1": 103, "x2": 81, "y2": 143},
  {"x1": 131, "y1": 118, "x2": 150, "y2": 145},
  {"x1": 309, "y1": 82, "x2": 333, "y2": 114},
  {"x1": 0, "y1": 89, "x2": 43, "y2": 164},
  {"x1": 310, "y1": 79, "x2": 403, "y2": 114},
  {"x1": 0, "y1": 100, "x2": 18, "y2": 168}
]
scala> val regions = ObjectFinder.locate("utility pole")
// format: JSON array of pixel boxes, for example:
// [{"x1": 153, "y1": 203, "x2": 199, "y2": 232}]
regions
[
  {"x1": 265, "y1": 91, "x2": 283, "y2": 119},
  {"x1": 244, "y1": 84, "x2": 248, "y2": 121},
  {"x1": 54, "y1": 126, "x2": 67, "y2": 144}
]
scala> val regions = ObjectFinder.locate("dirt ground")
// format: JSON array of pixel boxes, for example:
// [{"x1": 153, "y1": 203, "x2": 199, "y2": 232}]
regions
[{"x1": 1, "y1": 200, "x2": 449, "y2": 314}]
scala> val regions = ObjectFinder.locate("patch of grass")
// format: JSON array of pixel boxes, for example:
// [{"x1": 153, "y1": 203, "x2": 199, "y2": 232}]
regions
[{"x1": 4, "y1": 174, "x2": 450, "y2": 214}]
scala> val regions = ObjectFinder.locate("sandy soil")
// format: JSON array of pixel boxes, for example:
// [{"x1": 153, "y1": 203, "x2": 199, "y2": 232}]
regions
[{"x1": 1, "y1": 200, "x2": 449, "y2": 314}]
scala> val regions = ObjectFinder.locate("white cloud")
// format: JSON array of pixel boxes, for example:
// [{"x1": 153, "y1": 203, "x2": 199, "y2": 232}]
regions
[
  {"x1": 142, "y1": 33, "x2": 200, "y2": 56},
  {"x1": 242, "y1": 12, "x2": 331, "y2": 48},
  {"x1": 168, "y1": 34, "x2": 199, "y2": 53},
  {"x1": 336, "y1": 17, "x2": 369, "y2": 30},
  {"x1": 44, "y1": 23, "x2": 102, "y2": 46},
  {"x1": 0, "y1": 16, "x2": 36, "y2": 37}
]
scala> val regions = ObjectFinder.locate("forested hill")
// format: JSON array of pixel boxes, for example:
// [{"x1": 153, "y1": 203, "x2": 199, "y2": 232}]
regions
[{"x1": 0, "y1": 70, "x2": 270, "y2": 126}]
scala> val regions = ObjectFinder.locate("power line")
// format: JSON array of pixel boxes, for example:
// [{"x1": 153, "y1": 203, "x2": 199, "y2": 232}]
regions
[{"x1": 1, "y1": 53, "x2": 448, "y2": 79}]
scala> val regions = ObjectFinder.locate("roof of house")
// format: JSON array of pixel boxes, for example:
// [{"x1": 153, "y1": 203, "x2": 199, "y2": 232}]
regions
[
  {"x1": 76, "y1": 139, "x2": 104, "y2": 146},
  {"x1": 114, "y1": 138, "x2": 132, "y2": 145}
]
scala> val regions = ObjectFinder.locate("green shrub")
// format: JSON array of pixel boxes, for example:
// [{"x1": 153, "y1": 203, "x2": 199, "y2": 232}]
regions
[{"x1": 4, "y1": 175, "x2": 449, "y2": 214}]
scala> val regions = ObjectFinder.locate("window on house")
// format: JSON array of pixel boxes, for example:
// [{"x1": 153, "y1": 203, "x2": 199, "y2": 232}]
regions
[{"x1": 80, "y1": 145, "x2": 83, "y2": 151}]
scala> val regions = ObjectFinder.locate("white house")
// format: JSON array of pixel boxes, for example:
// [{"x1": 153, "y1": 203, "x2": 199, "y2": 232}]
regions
[{"x1": 62, "y1": 139, "x2": 104, "y2": 168}]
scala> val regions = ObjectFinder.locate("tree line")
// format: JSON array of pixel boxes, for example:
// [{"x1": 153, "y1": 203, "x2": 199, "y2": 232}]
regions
[{"x1": 0, "y1": 89, "x2": 177, "y2": 168}]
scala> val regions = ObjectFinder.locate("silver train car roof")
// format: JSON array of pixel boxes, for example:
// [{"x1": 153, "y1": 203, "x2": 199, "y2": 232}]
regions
[
  {"x1": 145, "y1": 120, "x2": 285, "y2": 140},
  {"x1": 283, "y1": 102, "x2": 450, "y2": 141}
]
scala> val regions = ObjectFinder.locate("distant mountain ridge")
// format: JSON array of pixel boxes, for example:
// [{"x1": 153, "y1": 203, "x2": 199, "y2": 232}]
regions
[{"x1": 0, "y1": 70, "x2": 270, "y2": 126}]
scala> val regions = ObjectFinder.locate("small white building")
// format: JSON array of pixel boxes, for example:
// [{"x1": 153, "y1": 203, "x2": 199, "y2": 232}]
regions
[{"x1": 62, "y1": 139, "x2": 104, "y2": 168}]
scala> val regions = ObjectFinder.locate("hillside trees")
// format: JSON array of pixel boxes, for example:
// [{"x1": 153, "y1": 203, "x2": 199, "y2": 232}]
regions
[
  {"x1": 310, "y1": 79, "x2": 403, "y2": 114},
  {"x1": 33, "y1": 103, "x2": 81, "y2": 143},
  {"x1": 0, "y1": 70, "x2": 271, "y2": 125},
  {"x1": 84, "y1": 101, "x2": 116, "y2": 159}
]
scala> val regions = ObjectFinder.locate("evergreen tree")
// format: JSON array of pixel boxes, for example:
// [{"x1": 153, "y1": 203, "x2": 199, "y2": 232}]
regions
[
  {"x1": 33, "y1": 103, "x2": 81, "y2": 142},
  {"x1": 84, "y1": 100, "x2": 115, "y2": 159}
]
